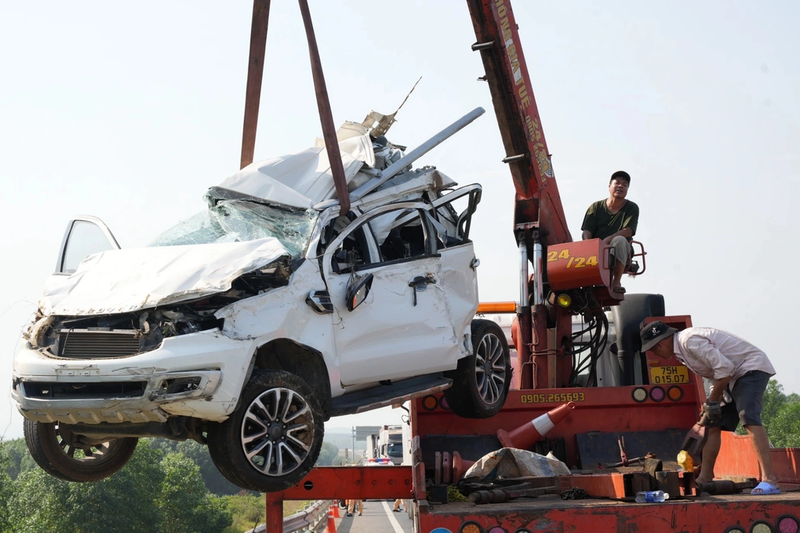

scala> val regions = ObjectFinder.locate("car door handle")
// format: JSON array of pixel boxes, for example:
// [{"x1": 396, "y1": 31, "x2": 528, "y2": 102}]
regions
[
  {"x1": 408, "y1": 274, "x2": 436, "y2": 306},
  {"x1": 408, "y1": 274, "x2": 436, "y2": 287}
]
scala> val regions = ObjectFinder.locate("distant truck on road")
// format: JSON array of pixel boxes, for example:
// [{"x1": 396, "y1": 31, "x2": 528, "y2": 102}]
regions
[{"x1": 365, "y1": 425, "x2": 405, "y2": 465}]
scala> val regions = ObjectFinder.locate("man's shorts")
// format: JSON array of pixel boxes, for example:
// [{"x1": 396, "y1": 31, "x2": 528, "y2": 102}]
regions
[
  {"x1": 608, "y1": 235, "x2": 632, "y2": 266},
  {"x1": 713, "y1": 370, "x2": 771, "y2": 431}
]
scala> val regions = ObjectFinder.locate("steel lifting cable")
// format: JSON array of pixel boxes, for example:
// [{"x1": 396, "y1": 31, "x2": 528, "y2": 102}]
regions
[{"x1": 240, "y1": 0, "x2": 350, "y2": 213}]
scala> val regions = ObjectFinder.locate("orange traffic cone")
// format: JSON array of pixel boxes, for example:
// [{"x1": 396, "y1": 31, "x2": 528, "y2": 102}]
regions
[
  {"x1": 323, "y1": 509, "x2": 337, "y2": 533},
  {"x1": 330, "y1": 503, "x2": 340, "y2": 518},
  {"x1": 452, "y1": 451, "x2": 476, "y2": 481},
  {"x1": 497, "y1": 401, "x2": 576, "y2": 450}
]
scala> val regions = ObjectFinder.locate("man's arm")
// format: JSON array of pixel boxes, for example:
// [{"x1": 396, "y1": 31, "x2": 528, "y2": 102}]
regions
[
  {"x1": 707, "y1": 376, "x2": 732, "y2": 402},
  {"x1": 581, "y1": 202, "x2": 598, "y2": 240},
  {"x1": 684, "y1": 335, "x2": 735, "y2": 402},
  {"x1": 601, "y1": 227, "x2": 633, "y2": 244}
]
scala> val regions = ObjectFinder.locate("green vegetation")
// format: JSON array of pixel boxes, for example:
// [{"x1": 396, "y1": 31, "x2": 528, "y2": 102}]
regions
[
  {"x1": 0, "y1": 445, "x2": 11, "y2": 533},
  {"x1": 1, "y1": 440, "x2": 230, "y2": 533},
  {"x1": 0, "y1": 436, "x2": 340, "y2": 532},
  {"x1": 218, "y1": 494, "x2": 309, "y2": 533},
  {"x1": 448, "y1": 484, "x2": 469, "y2": 502},
  {"x1": 220, "y1": 494, "x2": 264, "y2": 533}
]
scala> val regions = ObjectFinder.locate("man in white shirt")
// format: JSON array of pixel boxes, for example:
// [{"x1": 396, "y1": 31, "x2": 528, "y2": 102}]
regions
[{"x1": 640, "y1": 321, "x2": 780, "y2": 495}]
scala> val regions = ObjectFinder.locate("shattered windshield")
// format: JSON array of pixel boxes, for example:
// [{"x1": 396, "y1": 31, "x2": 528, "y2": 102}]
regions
[{"x1": 149, "y1": 199, "x2": 318, "y2": 258}]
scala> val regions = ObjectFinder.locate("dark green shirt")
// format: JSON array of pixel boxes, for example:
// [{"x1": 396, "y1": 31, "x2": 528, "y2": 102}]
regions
[{"x1": 581, "y1": 199, "x2": 639, "y2": 240}]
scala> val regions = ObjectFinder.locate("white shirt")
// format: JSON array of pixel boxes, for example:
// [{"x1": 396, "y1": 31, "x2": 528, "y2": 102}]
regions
[{"x1": 671, "y1": 327, "x2": 775, "y2": 391}]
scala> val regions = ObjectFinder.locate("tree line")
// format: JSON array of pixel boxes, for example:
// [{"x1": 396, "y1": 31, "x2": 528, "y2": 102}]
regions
[{"x1": 0, "y1": 436, "x2": 342, "y2": 533}]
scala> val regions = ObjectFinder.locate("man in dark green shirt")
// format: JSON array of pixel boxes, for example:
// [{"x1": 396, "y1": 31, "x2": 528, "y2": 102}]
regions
[{"x1": 581, "y1": 170, "x2": 639, "y2": 294}]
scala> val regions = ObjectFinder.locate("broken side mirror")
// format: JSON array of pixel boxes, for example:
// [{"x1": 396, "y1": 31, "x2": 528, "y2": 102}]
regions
[{"x1": 345, "y1": 273, "x2": 373, "y2": 311}]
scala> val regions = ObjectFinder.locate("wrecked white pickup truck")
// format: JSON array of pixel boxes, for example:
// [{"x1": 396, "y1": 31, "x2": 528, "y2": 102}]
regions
[{"x1": 12, "y1": 108, "x2": 511, "y2": 492}]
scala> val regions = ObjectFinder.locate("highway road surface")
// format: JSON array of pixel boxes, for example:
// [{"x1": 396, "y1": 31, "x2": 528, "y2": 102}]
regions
[{"x1": 333, "y1": 499, "x2": 414, "y2": 533}]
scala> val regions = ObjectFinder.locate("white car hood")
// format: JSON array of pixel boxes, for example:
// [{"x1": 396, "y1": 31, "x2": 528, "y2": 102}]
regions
[{"x1": 40, "y1": 238, "x2": 291, "y2": 316}]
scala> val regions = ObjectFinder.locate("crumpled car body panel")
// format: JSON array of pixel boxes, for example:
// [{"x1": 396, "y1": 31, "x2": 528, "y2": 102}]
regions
[{"x1": 40, "y1": 237, "x2": 291, "y2": 316}]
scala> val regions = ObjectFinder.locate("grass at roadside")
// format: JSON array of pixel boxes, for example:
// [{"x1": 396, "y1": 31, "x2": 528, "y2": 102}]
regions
[{"x1": 222, "y1": 494, "x2": 310, "y2": 532}]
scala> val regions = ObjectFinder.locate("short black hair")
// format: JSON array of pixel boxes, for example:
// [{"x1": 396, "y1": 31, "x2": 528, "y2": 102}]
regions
[{"x1": 609, "y1": 170, "x2": 631, "y2": 185}]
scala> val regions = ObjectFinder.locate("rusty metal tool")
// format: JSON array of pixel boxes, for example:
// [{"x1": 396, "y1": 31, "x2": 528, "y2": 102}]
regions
[
  {"x1": 469, "y1": 484, "x2": 556, "y2": 504},
  {"x1": 618, "y1": 436, "x2": 628, "y2": 466},
  {"x1": 602, "y1": 436, "x2": 656, "y2": 468},
  {"x1": 681, "y1": 413, "x2": 710, "y2": 464},
  {"x1": 696, "y1": 479, "x2": 758, "y2": 495}
]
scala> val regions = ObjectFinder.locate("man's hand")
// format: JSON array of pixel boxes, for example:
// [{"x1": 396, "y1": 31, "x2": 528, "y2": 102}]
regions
[{"x1": 701, "y1": 400, "x2": 722, "y2": 425}]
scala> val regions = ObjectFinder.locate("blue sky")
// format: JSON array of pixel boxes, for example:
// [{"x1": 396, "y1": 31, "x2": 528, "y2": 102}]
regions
[{"x1": 1, "y1": 1, "x2": 798, "y2": 439}]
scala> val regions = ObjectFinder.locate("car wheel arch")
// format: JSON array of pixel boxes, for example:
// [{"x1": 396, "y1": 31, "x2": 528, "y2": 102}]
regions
[
  {"x1": 252, "y1": 338, "x2": 332, "y2": 420},
  {"x1": 443, "y1": 319, "x2": 511, "y2": 418}
]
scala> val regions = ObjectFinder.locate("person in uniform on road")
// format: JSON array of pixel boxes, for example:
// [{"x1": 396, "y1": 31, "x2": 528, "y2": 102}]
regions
[
  {"x1": 346, "y1": 498, "x2": 363, "y2": 516},
  {"x1": 640, "y1": 321, "x2": 780, "y2": 495},
  {"x1": 581, "y1": 170, "x2": 639, "y2": 294}
]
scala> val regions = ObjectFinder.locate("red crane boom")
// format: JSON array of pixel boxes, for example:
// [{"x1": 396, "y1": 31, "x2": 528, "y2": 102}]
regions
[{"x1": 467, "y1": 0, "x2": 571, "y2": 244}]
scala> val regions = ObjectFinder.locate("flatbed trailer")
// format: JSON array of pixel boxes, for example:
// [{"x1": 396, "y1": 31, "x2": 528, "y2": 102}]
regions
[
  {"x1": 416, "y1": 492, "x2": 800, "y2": 533},
  {"x1": 269, "y1": 475, "x2": 800, "y2": 533},
  {"x1": 410, "y1": 386, "x2": 800, "y2": 533},
  {"x1": 267, "y1": 386, "x2": 800, "y2": 532}
]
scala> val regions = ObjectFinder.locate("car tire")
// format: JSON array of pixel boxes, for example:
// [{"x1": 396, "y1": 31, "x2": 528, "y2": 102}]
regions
[
  {"x1": 23, "y1": 419, "x2": 138, "y2": 482},
  {"x1": 444, "y1": 319, "x2": 511, "y2": 418},
  {"x1": 207, "y1": 369, "x2": 325, "y2": 492}
]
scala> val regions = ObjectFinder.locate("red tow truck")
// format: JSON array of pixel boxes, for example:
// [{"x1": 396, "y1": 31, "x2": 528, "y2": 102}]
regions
[{"x1": 264, "y1": 1, "x2": 800, "y2": 531}]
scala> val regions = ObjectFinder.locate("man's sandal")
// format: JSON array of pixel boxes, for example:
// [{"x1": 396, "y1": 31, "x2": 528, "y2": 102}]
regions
[{"x1": 751, "y1": 481, "x2": 780, "y2": 495}]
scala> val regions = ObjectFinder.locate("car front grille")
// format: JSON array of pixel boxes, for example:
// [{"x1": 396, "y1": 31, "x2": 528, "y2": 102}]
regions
[
  {"x1": 22, "y1": 381, "x2": 147, "y2": 399},
  {"x1": 58, "y1": 329, "x2": 141, "y2": 359}
]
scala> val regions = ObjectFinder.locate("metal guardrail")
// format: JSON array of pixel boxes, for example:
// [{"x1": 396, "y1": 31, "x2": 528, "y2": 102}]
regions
[{"x1": 248, "y1": 500, "x2": 332, "y2": 533}]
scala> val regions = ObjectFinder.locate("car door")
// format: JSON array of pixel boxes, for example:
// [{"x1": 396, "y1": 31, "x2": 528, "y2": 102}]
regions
[
  {"x1": 55, "y1": 216, "x2": 121, "y2": 274},
  {"x1": 322, "y1": 203, "x2": 460, "y2": 387},
  {"x1": 40, "y1": 216, "x2": 121, "y2": 299},
  {"x1": 429, "y1": 184, "x2": 482, "y2": 344}
]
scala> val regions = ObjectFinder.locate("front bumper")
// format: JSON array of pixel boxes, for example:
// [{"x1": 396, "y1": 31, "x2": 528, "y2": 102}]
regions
[{"x1": 12, "y1": 328, "x2": 253, "y2": 425}]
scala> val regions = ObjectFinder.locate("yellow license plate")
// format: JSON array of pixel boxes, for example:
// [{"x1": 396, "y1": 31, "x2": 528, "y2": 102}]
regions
[{"x1": 649, "y1": 365, "x2": 689, "y2": 385}]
